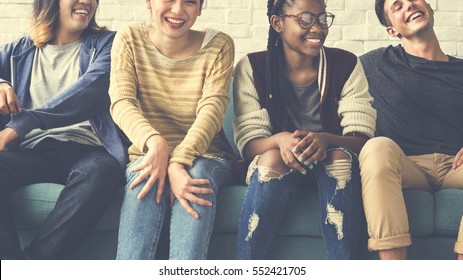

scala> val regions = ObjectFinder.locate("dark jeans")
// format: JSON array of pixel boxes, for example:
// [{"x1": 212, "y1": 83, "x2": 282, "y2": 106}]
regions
[
  {"x1": 0, "y1": 139, "x2": 124, "y2": 259},
  {"x1": 237, "y1": 149, "x2": 362, "y2": 260}
]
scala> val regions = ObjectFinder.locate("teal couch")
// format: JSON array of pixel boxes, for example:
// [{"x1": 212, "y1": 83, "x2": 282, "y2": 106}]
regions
[{"x1": 9, "y1": 85, "x2": 463, "y2": 260}]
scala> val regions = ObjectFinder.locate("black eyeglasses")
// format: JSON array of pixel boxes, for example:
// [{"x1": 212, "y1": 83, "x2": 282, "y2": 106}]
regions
[{"x1": 280, "y1": 12, "x2": 335, "y2": 29}]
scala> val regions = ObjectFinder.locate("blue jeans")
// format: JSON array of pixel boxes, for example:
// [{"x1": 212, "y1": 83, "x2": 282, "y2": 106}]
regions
[
  {"x1": 0, "y1": 139, "x2": 123, "y2": 259},
  {"x1": 237, "y1": 149, "x2": 362, "y2": 260},
  {"x1": 117, "y1": 156, "x2": 232, "y2": 260}
]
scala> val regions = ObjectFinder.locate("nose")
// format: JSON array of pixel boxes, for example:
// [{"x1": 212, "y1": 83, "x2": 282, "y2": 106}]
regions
[
  {"x1": 78, "y1": 0, "x2": 91, "y2": 5},
  {"x1": 309, "y1": 18, "x2": 324, "y2": 32},
  {"x1": 171, "y1": 0, "x2": 184, "y2": 14},
  {"x1": 405, "y1": 0, "x2": 416, "y2": 11}
]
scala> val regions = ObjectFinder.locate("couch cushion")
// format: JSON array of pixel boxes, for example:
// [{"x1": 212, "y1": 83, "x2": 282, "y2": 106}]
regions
[
  {"x1": 403, "y1": 189, "x2": 434, "y2": 237},
  {"x1": 10, "y1": 183, "x2": 122, "y2": 231},
  {"x1": 434, "y1": 188, "x2": 463, "y2": 237},
  {"x1": 10, "y1": 183, "x2": 61, "y2": 229}
]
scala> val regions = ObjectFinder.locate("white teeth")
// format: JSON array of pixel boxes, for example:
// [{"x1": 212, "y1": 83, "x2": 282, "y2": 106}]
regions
[
  {"x1": 166, "y1": 17, "x2": 185, "y2": 24},
  {"x1": 410, "y1": 12, "x2": 423, "y2": 21},
  {"x1": 306, "y1": 38, "x2": 321, "y2": 43},
  {"x1": 74, "y1": 9, "x2": 89, "y2": 15}
]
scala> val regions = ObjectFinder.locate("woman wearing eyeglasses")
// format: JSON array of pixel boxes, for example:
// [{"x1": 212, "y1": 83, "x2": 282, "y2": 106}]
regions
[{"x1": 233, "y1": 0, "x2": 376, "y2": 260}]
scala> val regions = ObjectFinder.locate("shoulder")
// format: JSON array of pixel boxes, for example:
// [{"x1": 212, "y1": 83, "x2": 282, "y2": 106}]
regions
[
  {"x1": 235, "y1": 55, "x2": 252, "y2": 75},
  {"x1": 210, "y1": 30, "x2": 234, "y2": 45},
  {"x1": 322, "y1": 47, "x2": 358, "y2": 74},
  {"x1": 204, "y1": 30, "x2": 235, "y2": 53},
  {"x1": 82, "y1": 30, "x2": 116, "y2": 50},
  {"x1": 360, "y1": 45, "x2": 401, "y2": 65},
  {"x1": 114, "y1": 23, "x2": 145, "y2": 44},
  {"x1": 1, "y1": 36, "x2": 35, "y2": 56}
]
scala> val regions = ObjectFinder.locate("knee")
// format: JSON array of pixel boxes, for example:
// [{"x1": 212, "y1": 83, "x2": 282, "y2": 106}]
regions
[
  {"x1": 188, "y1": 157, "x2": 231, "y2": 189},
  {"x1": 68, "y1": 154, "x2": 123, "y2": 189},
  {"x1": 245, "y1": 149, "x2": 291, "y2": 184},
  {"x1": 257, "y1": 149, "x2": 290, "y2": 175},
  {"x1": 360, "y1": 137, "x2": 398, "y2": 162},
  {"x1": 323, "y1": 149, "x2": 354, "y2": 190},
  {"x1": 325, "y1": 149, "x2": 352, "y2": 165}
]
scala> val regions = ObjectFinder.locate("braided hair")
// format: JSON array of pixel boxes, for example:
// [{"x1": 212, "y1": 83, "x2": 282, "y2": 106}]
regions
[{"x1": 266, "y1": 0, "x2": 296, "y2": 132}]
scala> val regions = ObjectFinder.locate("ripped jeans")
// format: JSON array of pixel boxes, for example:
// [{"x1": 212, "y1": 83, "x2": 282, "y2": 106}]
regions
[{"x1": 236, "y1": 149, "x2": 362, "y2": 260}]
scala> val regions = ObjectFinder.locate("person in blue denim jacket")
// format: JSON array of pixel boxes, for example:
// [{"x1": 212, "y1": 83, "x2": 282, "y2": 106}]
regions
[
  {"x1": 233, "y1": 0, "x2": 376, "y2": 259},
  {"x1": 0, "y1": 0, "x2": 127, "y2": 259}
]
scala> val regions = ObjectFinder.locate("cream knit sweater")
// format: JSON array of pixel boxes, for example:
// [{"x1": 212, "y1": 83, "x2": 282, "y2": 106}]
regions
[
  {"x1": 233, "y1": 49, "x2": 376, "y2": 156},
  {"x1": 109, "y1": 23, "x2": 234, "y2": 166}
]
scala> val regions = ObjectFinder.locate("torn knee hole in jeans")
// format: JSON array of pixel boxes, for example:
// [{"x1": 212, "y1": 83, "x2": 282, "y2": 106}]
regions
[
  {"x1": 245, "y1": 155, "x2": 292, "y2": 184},
  {"x1": 245, "y1": 212, "x2": 260, "y2": 242},
  {"x1": 325, "y1": 159, "x2": 352, "y2": 192},
  {"x1": 326, "y1": 203, "x2": 344, "y2": 240},
  {"x1": 324, "y1": 156, "x2": 351, "y2": 240}
]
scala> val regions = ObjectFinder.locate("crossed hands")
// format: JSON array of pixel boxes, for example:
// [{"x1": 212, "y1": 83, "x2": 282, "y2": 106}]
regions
[
  {"x1": 130, "y1": 135, "x2": 211, "y2": 219},
  {"x1": 278, "y1": 130, "x2": 330, "y2": 175}
]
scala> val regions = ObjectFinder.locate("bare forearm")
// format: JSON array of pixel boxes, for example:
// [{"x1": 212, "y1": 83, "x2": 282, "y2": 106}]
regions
[
  {"x1": 324, "y1": 133, "x2": 368, "y2": 154},
  {"x1": 243, "y1": 132, "x2": 290, "y2": 160}
]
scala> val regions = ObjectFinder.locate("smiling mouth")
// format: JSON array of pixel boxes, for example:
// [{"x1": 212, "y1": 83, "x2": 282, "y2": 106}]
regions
[
  {"x1": 74, "y1": 9, "x2": 89, "y2": 16},
  {"x1": 166, "y1": 17, "x2": 185, "y2": 25},
  {"x1": 305, "y1": 38, "x2": 322, "y2": 44},
  {"x1": 407, "y1": 11, "x2": 424, "y2": 23}
]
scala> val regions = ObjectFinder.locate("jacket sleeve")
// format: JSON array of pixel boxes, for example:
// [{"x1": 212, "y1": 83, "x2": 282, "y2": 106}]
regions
[
  {"x1": 0, "y1": 41, "x2": 16, "y2": 128},
  {"x1": 337, "y1": 58, "x2": 377, "y2": 138},
  {"x1": 232, "y1": 56, "x2": 272, "y2": 158},
  {"x1": 170, "y1": 34, "x2": 235, "y2": 167},
  {"x1": 6, "y1": 32, "x2": 116, "y2": 139}
]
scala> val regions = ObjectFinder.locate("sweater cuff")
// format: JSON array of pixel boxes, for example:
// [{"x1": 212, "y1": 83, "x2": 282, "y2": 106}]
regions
[
  {"x1": 6, "y1": 112, "x2": 38, "y2": 139},
  {"x1": 170, "y1": 153, "x2": 195, "y2": 168}
]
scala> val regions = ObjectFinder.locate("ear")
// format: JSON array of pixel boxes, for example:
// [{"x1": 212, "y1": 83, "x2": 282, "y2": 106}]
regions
[
  {"x1": 386, "y1": 26, "x2": 401, "y2": 38},
  {"x1": 270, "y1": 15, "x2": 282, "y2": 33}
]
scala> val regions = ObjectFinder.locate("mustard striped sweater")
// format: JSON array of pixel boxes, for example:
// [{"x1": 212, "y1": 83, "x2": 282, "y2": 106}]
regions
[{"x1": 109, "y1": 23, "x2": 234, "y2": 166}]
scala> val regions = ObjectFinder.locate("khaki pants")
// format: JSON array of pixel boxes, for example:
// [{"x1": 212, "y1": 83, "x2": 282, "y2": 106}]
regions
[{"x1": 359, "y1": 137, "x2": 463, "y2": 254}]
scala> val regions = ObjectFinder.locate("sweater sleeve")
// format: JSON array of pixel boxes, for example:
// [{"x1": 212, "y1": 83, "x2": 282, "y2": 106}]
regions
[
  {"x1": 337, "y1": 58, "x2": 376, "y2": 138},
  {"x1": 170, "y1": 34, "x2": 235, "y2": 167},
  {"x1": 232, "y1": 56, "x2": 272, "y2": 157},
  {"x1": 109, "y1": 27, "x2": 160, "y2": 153}
]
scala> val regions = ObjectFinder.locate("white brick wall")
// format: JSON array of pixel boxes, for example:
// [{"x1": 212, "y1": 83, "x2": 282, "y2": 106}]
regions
[{"x1": 0, "y1": 0, "x2": 462, "y2": 60}]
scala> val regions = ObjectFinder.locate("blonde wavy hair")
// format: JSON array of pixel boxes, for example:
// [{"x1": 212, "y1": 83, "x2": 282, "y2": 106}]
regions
[{"x1": 30, "y1": 0, "x2": 107, "y2": 47}]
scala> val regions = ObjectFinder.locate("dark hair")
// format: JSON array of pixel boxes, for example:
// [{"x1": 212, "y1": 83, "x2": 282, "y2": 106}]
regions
[
  {"x1": 30, "y1": 0, "x2": 107, "y2": 47},
  {"x1": 265, "y1": 0, "x2": 296, "y2": 132},
  {"x1": 375, "y1": 0, "x2": 389, "y2": 26}
]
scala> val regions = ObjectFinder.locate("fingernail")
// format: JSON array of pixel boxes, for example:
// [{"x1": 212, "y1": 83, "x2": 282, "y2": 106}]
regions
[
  {"x1": 314, "y1": 160, "x2": 318, "y2": 165},
  {"x1": 309, "y1": 165, "x2": 314, "y2": 170},
  {"x1": 304, "y1": 160, "x2": 310, "y2": 166},
  {"x1": 301, "y1": 170, "x2": 307, "y2": 175},
  {"x1": 299, "y1": 156, "x2": 304, "y2": 162},
  {"x1": 292, "y1": 148, "x2": 298, "y2": 153}
]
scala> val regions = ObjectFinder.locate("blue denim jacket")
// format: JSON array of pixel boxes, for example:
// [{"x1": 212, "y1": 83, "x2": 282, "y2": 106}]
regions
[{"x1": 0, "y1": 31, "x2": 128, "y2": 167}]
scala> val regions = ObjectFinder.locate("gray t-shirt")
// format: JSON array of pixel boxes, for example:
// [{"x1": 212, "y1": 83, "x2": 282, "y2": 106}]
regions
[
  {"x1": 360, "y1": 45, "x2": 463, "y2": 156},
  {"x1": 21, "y1": 40, "x2": 101, "y2": 148},
  {"x1": 286, "y1": 80, "x2": 323, "y2": 132}
]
